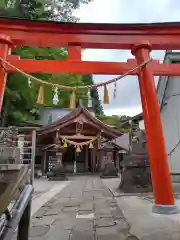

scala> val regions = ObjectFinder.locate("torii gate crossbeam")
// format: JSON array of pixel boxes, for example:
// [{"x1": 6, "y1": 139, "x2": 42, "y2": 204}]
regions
[{"x1": 0, "y1": 17, "x2": 179, "y2": 214}]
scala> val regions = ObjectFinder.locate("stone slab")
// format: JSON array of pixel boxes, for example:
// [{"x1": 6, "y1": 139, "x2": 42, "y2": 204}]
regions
[
  {"x1": 115, "y1": 219, "x2": 130, "y2": 234},
  {"x1": 70, "y1": 230, "x2": 95, "y2": 240},
  {"x1": 95, "y1": 208, "x2": 111, "y2": 215},
  {"x1": 32, "y1": 215, "x2": 56, "y2": 226},
  {"x1": 33, "y1": 207, "x2": 48, "y2": 218},
  {"x1": 79, "y1": 202, "x2": 94, "y2": 211},
  {"x1": 63, "y1": 206, "x2": 78, "y2": 212},
  {"x1": 46, "y1": 226, "x2": 71, "y2": 240},
  {"x1": 54, "y1": 218, "x2": 75, "y2": 230},
  {"x1": 96, "y1": 234, "x2": 121, "y2": 240},
  {"x1": 44, "y1": 207, "x2": 62, "y2": 216},
  {"x1": 30, "y1": 226, "x2": 50, "y2": 238},
  {"x1": 52, "y1": 198, "x2": 70, "y2": 205},
  {"x1": 64, "y1": 202, "x2": 80, "y2": 207},
  {"x1": 73, "y1": 219, "x2": 94, "y2": 231},
  {"x1": 78, "y1": 210, "x2": 93, "y2": 215},
  {"x1": 95, "y1": 217, "x2": 115, "y2": 228},
  {"x1": 110, "y1": 206, "x2": 125, "y2": 220},
  {"x1": 96, "y1": 226, "x2": 118, "y2": 235},
  {"x1": 94, "y1": 199, "x2": 107, "y2": 207},
  {"x1": 101, "y1": 190, "x2": 113, "y2": 197}
]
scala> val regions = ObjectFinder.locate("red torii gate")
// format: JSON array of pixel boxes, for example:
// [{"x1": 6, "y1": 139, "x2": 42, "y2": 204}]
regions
[{"x1": 0, "y1": 18, "x2": 180, "y2": 214}]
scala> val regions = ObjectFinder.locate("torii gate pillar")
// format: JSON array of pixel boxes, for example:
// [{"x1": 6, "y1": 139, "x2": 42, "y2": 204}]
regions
[
  {"x1": 0, "y1": 34, "x2": 13, "y2": 112},
  {"x1": 132, "y1": 41, "x2": 178, "y2": 214}
]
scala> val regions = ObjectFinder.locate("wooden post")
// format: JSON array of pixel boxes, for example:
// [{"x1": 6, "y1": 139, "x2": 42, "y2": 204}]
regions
[
  {"x1": 96, "y1": 151, "x2": 100, "y2": 172},
  {"x1": 85, "y1": 146, "x2": 89, "y2": 170},
  {"x1": 132, "y1": 41, "x2": 178, "y2": 214},
  {"x1": 42, "y1": 151, "x2": 47, "y2": 174},
  {"x1": 74, "y1": 151, "x2": 77, "y2": 173},
  {"x1": 31, "y1": 130, "x2": 36, "y2": 185},
  {"x1": 100, "y1": 151, "x2": 104, "y2": 170},
  {"x1": 116, "y1": 152, "x2": 120, "y2": 174},
  {"x1": 92, "y1": 148, "x2": 96, "y2": 172}
]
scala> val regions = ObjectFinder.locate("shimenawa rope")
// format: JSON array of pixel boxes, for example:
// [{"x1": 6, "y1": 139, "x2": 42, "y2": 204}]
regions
[{"x1": 0, "y1": 56, "x2": 152, "y2": 90}]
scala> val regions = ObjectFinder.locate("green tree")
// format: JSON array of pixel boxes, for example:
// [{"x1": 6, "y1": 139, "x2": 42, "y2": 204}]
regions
[
  {"x1": 99, "y1": 115, "x2": 131, "y2": 132},
  {"x1": 0, "y1": 0, "x2": 92, "y2": 20}
]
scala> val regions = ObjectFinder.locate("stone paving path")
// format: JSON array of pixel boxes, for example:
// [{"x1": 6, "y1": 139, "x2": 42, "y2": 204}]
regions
[
  {"x1": 30, "y1": 176, "x2": 135, "y2": 240},
  {"x1": 102, "y1": 178, "x2": 180, "y2": 240}
]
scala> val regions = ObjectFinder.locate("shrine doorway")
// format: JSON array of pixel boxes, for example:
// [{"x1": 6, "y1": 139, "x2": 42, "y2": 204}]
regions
[{"x1": 62, "y1": 146, "x2": 90, "y2": 173}]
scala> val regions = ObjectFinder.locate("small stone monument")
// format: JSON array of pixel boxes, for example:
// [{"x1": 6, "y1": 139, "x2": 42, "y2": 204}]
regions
[
  {"x1": 100, "y1": 156, "x2": 118, "y2": 178},
  {"x1": 118, "y1": 130, "x2": 152, "y2": 193},
  {"x1": 48, "y1": 151, "x2": 68, "y2": 181}
]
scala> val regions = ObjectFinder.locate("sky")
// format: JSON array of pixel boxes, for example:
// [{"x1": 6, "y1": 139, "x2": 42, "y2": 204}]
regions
[{"x1": 74, "y1": 0, "x2": 180, "y2": 116}]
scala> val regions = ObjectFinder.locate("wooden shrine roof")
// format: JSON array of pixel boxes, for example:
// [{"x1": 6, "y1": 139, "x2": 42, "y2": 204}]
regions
[
  {"x1": 100, "y1": 133, "x2": 129, "y2": 151},
  {"x1": 37, "y1": 107, "x2": 122, "y2": 139}
]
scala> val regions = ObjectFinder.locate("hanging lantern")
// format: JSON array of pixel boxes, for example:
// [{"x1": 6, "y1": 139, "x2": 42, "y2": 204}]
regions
[{"x1": 53, "y1": 86, "x2": 59, "y2": 105}]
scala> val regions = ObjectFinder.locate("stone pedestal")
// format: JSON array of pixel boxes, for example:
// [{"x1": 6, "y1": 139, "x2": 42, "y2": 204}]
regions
[{"x1": 48, "y1": 151, "x2": 68, "y2": 181}]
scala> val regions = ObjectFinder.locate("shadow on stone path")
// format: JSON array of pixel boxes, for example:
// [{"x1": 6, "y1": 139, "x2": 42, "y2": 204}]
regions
[{"x1": 30, "y1": 176, "x2": 136, "y2": 240}]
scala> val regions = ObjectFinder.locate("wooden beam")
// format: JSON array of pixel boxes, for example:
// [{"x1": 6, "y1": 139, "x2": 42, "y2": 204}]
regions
[
  {"x1": 5, "y1": 58, "x2": 180, "y2": 76},
  {"x1": 6, "y1": 59, "x2": 138, "y2": 75},
  {"x1": 1, "y1": 18, "x2": 180, "y2": 49}
]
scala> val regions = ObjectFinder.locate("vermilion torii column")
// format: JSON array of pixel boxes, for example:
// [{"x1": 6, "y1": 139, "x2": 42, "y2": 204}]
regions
[
  {"x1": 132, "y1": 41, "x2": 178, "y2": 214},
  {"x1": 0, "y1": 34, "x2": 13, "y2": 112}
]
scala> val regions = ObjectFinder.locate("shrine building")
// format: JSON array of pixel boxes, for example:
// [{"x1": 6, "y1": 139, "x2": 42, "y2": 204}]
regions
[{"x1": 31, "y1": 107, "x2": 126, "y2": 175}]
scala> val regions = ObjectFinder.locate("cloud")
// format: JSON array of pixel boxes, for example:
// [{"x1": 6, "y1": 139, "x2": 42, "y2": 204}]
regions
[{"x1": 75, "y1": 0, "x2": 180, "y2": 116}]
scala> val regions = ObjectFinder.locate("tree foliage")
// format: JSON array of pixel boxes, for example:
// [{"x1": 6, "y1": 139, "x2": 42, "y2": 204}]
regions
[
  {"x1": 0, "y1": 0, "x2": 92, "y2": 21},
  {"x1": 99, "y1": 115, "x2": 131, "y2": 132}
]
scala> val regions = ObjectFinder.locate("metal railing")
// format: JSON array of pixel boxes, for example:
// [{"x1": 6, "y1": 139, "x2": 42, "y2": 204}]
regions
[
  {"x1": 0, "y1": 165, "x2": 33, "y2": 240},
  {"x1": 0, "y1": 185, "x2": 33, "y2": 240}
]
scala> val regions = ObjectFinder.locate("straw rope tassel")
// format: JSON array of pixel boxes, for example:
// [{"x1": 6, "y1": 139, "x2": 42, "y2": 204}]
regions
[
  {"x1": 76, "y1": 145, "x2": 81, "y2": 152},
  {"x1": 89, "y1": 142, "x2": 93, "y2": 149},
  {"x1": 103, "y1": 85, "x2": 109, "y2": 104},
  {"x1": 70, "y1": 90, "x2": 76, "y2": 109},
  {"x1": 36, "y1": 85, "x2": 44, "y2": 104}
]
